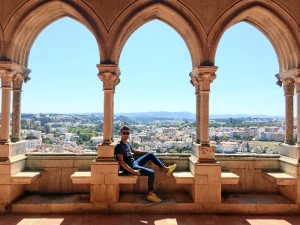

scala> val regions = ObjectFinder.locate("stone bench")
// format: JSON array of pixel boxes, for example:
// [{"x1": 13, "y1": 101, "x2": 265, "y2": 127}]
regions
[
  {"x1": 173, "y1": 171, "x2": 239, "y2": 185},
  {"x1": 262, "y1": 171, "x2": 296, "y2": 185},
  {"x1": 70, "y1": 171, "x2": 138, "y2": 184},
  {"x1": 221, "y1": 171, "x2": 240, "y2": 185},
  {"x1": 11, "y1": 171, "x2": 42, "y2": 184},
  {"x1": 173, "y1": 171, "x2": 195, "y2": 184}
]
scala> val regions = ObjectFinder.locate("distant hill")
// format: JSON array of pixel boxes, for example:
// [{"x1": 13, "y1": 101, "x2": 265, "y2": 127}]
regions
[
  {"x1": 115, "y1": 111, "x2": 195, "y2": 119},
  {"x1": 210, "y1": 114, "x2": 284, "y2": 119},
  {"x1": 21, "y1": 112, "x2": 284, "y2": 120},
  {"x1": 115, "y1": 112, "x2": 284, "y2": 120},
  {"x1": 115, "y1": 112, "x2": 195, "y2": 122}
]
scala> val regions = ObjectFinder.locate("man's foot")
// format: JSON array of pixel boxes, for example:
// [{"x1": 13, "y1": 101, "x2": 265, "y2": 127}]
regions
[
  {"x1": 166, "y1": 164, "x2": 177, "y2": 176},
  {"x1": 147, "y1": 193, "x2": 162, "y2": 203}
]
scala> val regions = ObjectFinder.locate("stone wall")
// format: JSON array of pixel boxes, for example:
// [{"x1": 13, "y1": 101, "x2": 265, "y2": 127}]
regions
[{"x1": 23, "y1": 153, "x2": 289, "y2": 196}]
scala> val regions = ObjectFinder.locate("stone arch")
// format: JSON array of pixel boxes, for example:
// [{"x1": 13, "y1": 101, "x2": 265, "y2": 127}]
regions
[
  {"x1": 0, "y1": 24, "x2": 3, "y2": 59},
  {"x1": 5, "y1": 1, "x2": 106, "y2": 66},
  {"x1": 209, "y1": 1, "x2": 300, "y2": 72},
  {"x1": 108, "y1": 2, "x2": 206, "y2": 68}
]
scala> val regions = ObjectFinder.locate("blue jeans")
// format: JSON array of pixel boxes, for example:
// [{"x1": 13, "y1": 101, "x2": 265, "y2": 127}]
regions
[{"x1": 132, "y1": 152, "x2": 164, "y2": 192}]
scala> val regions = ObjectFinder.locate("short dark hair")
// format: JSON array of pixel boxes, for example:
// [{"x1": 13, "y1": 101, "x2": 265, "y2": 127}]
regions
[{"x1": 120, "y1": 125, "x2": 129, "y2": 132}]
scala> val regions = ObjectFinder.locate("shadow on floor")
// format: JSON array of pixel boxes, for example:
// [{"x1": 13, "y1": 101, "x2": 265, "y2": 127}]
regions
[{"x1": 0, "y1": 214, "x2": 300, "y2": 225}]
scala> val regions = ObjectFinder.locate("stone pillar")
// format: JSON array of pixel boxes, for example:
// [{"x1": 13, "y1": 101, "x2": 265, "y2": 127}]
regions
[
  {"x1": 96, "y1": 64, "x2": 120, "y2": 159},
  {"x1": 0, "y1": 62, "x2": 24, "y2": 143},
  {"x1": 295, "y1": 77, "x2": 300, "y2": 145},
  {"x1": 190, "y1": 70, "x2": 201, "y2": 144},
  {"x1": 0, "y1": 72, "x2": 13, "y2": 143},
  {"x1": 282, "y1": 78, "x2": 295, "y2": 145},
  {"x1": 91, "y1": 64, "x2": 120, "y2": 203},
  {"x1": 190, "y1": 66, "x2": 217, "y2": 162},
  {"x1": 11, "y1": 71, "x2": 30, "y2": 142},
  {"x1": 189, "y1": 66, "x2": 221, "y2": 204},
  {"x1": 0, "y1": 62, "x2": 29, "y2": 210}
]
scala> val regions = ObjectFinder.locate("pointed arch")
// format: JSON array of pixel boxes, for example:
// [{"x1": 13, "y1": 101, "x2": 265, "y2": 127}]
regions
[
  {"x1": 5, "y1": 1, "x2": 106, "y2": 66},
  {"x1": 108, "y1": 2, "x2": 206, "y2": 68},
  {"x1": 0, "y1": 25, "x2": 3, "y2": 59},
  {"x1": 209, "y1": 1, "x2": 300, "y2": 72}
]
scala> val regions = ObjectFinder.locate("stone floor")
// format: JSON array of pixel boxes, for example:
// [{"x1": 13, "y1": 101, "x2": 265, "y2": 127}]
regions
[
  {"x1": 10, "y1": 193, "x2": 297, "y2": 214},
  {"x1": 0, "y1": 214, "x2": 300, "y2": 225}
]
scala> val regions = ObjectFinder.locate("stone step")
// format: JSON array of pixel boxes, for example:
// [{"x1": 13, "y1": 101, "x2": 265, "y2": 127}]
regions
[
  {"x1": 262, "y1": 171, "x2": 296, "y2": 185},
  {"x1": 173, "y1": 171, "x2": 194, "y2": 184},
  {"x1": 11, "y1": 171, "x2": 42, "y2": 184},
  {"x1": 173, "y1": 171, "x2": 240, "y2": 185},
  {"x1": 10, "y1": 193, "x2": 298, "y2": 214},
  {"x1": 221, "y1": 171, "x2": 240, "y2": 185},
  {"x1": 70, "y1": 171, "x2": 138, "y2": 184},
  {"x1": 70, "y1": 171, "x2": 91, "y2": 184}
]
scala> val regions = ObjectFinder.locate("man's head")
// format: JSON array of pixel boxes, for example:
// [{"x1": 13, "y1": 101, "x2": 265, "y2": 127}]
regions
[{"x1": 120, "y1": 125, "x2": 130, "y2": 139}]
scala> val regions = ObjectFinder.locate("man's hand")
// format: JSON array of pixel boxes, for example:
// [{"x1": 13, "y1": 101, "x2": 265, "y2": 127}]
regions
[{"x1": 132, "y1": 169, "x2": 141, "y2": 175}]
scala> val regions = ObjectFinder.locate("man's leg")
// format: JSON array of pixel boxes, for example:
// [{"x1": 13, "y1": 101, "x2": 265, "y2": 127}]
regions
[
  {"x1": 135, "y1": 152, "x2": 164, "y2": 168},
  {"x1": 133, "y1": 163, "x2": 155, "y2": 192}
]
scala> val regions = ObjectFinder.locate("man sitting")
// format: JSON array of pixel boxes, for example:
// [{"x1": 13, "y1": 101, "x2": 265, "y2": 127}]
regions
[{"x1": 114, "y1": 125, "x2": 177, "y2": 203}]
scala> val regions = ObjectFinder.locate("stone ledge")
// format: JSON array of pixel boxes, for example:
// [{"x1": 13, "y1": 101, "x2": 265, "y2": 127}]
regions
[
  {"x1": 9, "y1": 193, "x2": 298, "y2": 214},
  {"x1": 70, "y1": 171, "x2": 138, "y2": 184},
  {"x1": 262, "y1": 171, "x2": 296, "y2": 185},
  {"x1": 11, "y1": 171, "x2": 41, "y2": 184},
  {"x1": 221, "y1": 171, "x2": 240, "y2": 185},
  {"x1": 173, "y1": 172, "x2": 194, "y2": 184},
  {"x1": 173, "y1": 171, "x2": 240, "y2": 185},
  {"x1": 71, "y1": 171, "x2": 91, "y2": 184}
]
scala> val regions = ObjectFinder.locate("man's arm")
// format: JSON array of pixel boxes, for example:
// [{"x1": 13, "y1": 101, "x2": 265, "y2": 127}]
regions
[
  {"x1": 116, "y1": 154, "x2": 141, "y2": 175},
  {"x1": 131, "y1": 148, "x2": 147, "y2": 155}
]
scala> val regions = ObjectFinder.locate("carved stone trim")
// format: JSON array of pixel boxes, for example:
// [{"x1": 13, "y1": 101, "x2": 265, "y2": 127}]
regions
[
  {"x1": 282, "y1": 78, "x2": 295, "y2": 96},
  {"x1": 189, "y1": 66, "x2": 217, "y2": 92},
  {"x1": 97, "y1": 64, "x2": 120, "y2": 90},
  {"x1": 0, "y1": 62, "x2": 31, "y2": 89}
]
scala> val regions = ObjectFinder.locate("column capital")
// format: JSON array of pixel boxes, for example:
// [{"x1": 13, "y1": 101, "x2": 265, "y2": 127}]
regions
[
  {"x1": 97, "y1": 64, "x2": 120, "y2": 90},
  {"x1": 189, "y1": 66, "x2": 217, "y2": 92},
  {"x1": 281, "y1": 78, "x2": 295, "y2": 96},
  {"x1": 275, "y1": 68, "x2": 300, "y2": 86},
  {"x1": 0, "y1": 62, "x2": 31, "y2": 88}
]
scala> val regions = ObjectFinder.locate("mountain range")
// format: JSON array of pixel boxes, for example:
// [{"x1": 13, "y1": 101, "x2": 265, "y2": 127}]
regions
[{"x1": 114, "y1": 111, "x2": 284, "y2": 120}]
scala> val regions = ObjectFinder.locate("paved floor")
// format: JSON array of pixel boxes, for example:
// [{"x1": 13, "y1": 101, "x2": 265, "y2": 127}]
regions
[{"x1": 0, "y1": 214, "x2": 300, "y2": 225}]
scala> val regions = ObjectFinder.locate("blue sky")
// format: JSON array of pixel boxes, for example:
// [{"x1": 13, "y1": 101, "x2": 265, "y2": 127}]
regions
[{"x1": 22, "y1": 17, "x2": 284, "y2": 116}]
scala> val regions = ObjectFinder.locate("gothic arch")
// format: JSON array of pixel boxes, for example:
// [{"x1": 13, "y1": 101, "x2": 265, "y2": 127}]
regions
[
  {"x1": 108, "y1": 2, "x2": 206, "y2": 68},
  {"x1": 0, "y1": 25, "x2": 3, "y2": 59},
  {"x1": 209, "y1": 1, "x2": 300, "y2": 72},
  {"x1": 5, "y1": 1, "x2": 106, "y2": 66}
]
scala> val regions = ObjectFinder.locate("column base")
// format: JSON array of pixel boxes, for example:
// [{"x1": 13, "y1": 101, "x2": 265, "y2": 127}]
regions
[
  {"x1": 279, "y1": 143, "x2": 299, "y2": 160},
  {"x1": 90, "y1": 160, "x2": 120, "y2": 203},
  {"x1": 96, "y1": 144, "x2": 115, "y2": 161},
  {"x1": 0, "y1": 141, "x2": 27, "y2": 161},
  {"x1": 189, "y1": 156, "x2": 221, "y2": 203},
  {"x1": 192, "y1": 142, "x2": 216, "y2": 163}
]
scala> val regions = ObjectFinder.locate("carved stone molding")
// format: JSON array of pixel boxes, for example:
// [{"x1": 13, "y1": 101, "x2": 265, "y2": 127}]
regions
[
  {"x1": 97, "y1": 64, "x2": 120, "y2": 90},
  {"x1": 0, "y1": 61, "x2": 31, "y2": 89},
  {"x1": 189, "y1": 66, "x2": 217, "y2": 92},
  {"x1": 282, "y1": 78, "x2": 295, "y2": 96}
]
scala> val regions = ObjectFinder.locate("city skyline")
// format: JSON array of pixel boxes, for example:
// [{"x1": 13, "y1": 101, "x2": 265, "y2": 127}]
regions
[{"x1": 20, "y1": 17, "x2": 285, "y2": 116}]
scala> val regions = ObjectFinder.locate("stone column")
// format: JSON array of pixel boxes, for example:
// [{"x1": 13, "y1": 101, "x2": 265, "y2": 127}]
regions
[
  {"x1": 91, "y1": 64, "x2": 120, "y2": 203},
  {"x1": 11, "y1": 71, "x2": 30, "y2": 142},
  {"x1": 190, "y1": 66, "x2": 217, "y2": 162},
  {"x1": 190, "y1": 73, "x2": 201, "y2": 144},
  {"x1": 282, "y1": 78, "x2": 295, "y2": 145},
  {"x1": 0, "y1": 62, "x2": 30, "y2": 160},
  {"x1": 0, "y1": 68, "x2": 14, "y2": 143},
  {"x1": 189, "y1": 66, "x2": 221, "y2": 204},
  {"x1": 97, "y1": 64, "x2": 120, "y2": 146},
  {"x1": 295, "y1": 77, "x2": 300, "y2": 145}
]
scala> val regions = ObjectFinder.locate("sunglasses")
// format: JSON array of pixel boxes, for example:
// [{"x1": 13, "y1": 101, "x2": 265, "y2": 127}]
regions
[{"x1": 122, "y1": 132, "x2": 130, "y2": 135}]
